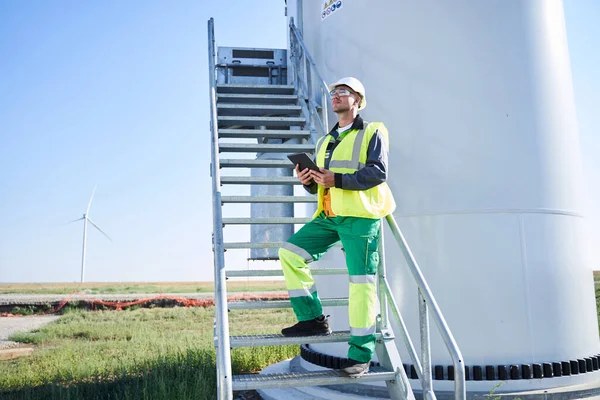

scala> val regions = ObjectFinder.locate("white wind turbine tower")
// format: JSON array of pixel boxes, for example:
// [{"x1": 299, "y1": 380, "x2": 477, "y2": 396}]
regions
[{"x1": 68, "y1": 186, "x2": 111, "y2": 282}]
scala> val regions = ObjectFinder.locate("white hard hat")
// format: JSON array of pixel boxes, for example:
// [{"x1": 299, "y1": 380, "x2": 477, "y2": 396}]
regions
[{"x1": 328, "y1": 77, "x2": 367, "y2": 110}]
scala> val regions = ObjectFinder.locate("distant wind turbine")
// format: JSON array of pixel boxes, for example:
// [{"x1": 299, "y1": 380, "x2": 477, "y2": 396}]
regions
[{"x1": 67, "y1": 186, "x2": 111, "y2": 283}]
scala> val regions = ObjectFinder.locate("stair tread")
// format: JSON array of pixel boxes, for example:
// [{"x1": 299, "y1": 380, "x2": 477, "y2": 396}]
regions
[
  {"x1": 218, "y1": 129, "x2": 311, "y2": 139},
  {"x1": 216, "y1": 84, "x2": 295, "y2": 95},
  {"x1": 221, "y1": 195, "x2": 316, "y2": 203},
  {"x1": 217, "y1": 93, "x2": 298, "y2": 99},
  {"x1": 220, "y1": 177, "x2": 302, "y2": 185},
  {"x1": 232, "y1": 368, "x2": 395, "y2": 390},
  {"x1": 224, "y1": 241, "x2": 342, "y2": 248},
  {"x1": 217, "y1": 84, "x2": 295, "y2": 89},
  {"x1": 218, "y1": 116, "x2": 305, "y2": 121},
  {"x1": 224, "y1": 242, "x2": 283, "y2": 249},
  {"x1": 217, "y1": 104, "x2": 301, "y2": 110},
  {"x1": 229, "y1": 330, "x2": 386, "y2": 347},
  {"x1": 225, "y1": 268, "x2": 346, "y2": 277},
  {"x1": 217, "y1": 94, "x2": 299, "y2": 104},
  {"x1": 228, "y1": 297, "x2": 349, "y2": 310},
  {"x1": 217, "y1": 104, "x2": 302, "y2": 117},
  {"x1": 219, "y1": 159, "x2": 298, "y2": 168},
  {"x1": 219, "y1": 143, "x2": 313, "y2": 153},
  {"x1": 218, "y1": 116, "x2": 306, "y2": 128},
  {"x1": 231, "y1": 331, "x2": 352, "y2": 340},
  {"x1": 222, "y1": 217, "x2": 312, "y2": 224}
]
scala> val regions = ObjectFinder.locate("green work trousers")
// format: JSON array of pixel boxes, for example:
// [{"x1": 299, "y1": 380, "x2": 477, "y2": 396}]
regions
[{"x1": 278, "y1": 212, "x2": 381, "y2": 363}]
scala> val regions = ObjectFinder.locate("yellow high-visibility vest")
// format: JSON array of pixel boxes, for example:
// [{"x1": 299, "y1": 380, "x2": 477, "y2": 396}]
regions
[{"x1": 313, "y1": 122, "x2": 396, "y2": 219}]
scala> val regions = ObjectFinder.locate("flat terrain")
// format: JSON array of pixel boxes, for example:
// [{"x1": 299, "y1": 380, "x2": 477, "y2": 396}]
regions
[
  {"x1": 3, "y1": 273, "x2": 596, "y2": 295},
  {"x1": 0, "y1": 279, "x2": 597, "y2": 399},
  {"x1": 0, "y1": 316, "x2": 61, "y2": 350},
  {"x1": 0, "y1": 281, "x2": 286, "y2": 295},
  {"x1": 0, "y1": 307, "x2": 297, "y2": 400}
]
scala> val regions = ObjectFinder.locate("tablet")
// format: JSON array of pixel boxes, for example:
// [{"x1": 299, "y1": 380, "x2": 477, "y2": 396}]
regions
[{"x1": 287, "y1": 153, "x2": 320, "y2": 172}]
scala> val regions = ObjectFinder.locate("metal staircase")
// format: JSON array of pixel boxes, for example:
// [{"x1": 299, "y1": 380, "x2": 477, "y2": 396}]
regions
[{"x1": 208, "y1": 17, "x2": 466, "y2": 400}]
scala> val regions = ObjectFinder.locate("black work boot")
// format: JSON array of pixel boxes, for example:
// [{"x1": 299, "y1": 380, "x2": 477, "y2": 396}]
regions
[
  {"x1": 281, "y1": 315, "x2": 331, "y2": 337},
  {"x1": 340, "y1": 358, "x2": 370, "y2": 378}
]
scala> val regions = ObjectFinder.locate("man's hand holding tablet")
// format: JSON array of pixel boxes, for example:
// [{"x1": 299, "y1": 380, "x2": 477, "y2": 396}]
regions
[{"x1": 288, "y1": 153, "x2": 320, "y2": 186}]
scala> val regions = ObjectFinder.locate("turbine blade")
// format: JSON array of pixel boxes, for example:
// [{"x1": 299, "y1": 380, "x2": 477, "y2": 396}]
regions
[
  {"x1": 87, "y1": 218, "x2": 112, "y2": 242},
  {"x1": 86, "y1": 185, "x2": 97, "y2": 215},
  {"x1": 63, "y1": 217, "x2": 85, "y2": 225}
]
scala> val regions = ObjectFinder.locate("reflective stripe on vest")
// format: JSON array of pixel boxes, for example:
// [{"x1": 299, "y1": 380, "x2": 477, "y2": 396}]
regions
[
  {"x1": 318, "y1": 122, "x2": 369, "y2": 171},
  {"x1": 315, "y1": 135, "x2": 328, "y2": 165}
]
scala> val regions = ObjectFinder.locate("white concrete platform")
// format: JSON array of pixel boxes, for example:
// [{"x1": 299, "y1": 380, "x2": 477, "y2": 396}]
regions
[{"x1": 258, "y1": 357, "x2": 600, "y2": 400}]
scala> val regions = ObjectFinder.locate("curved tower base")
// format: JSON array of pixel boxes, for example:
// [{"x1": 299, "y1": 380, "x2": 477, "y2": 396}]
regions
[{"x1": 258, "y1": 357, "x2": 600, "y2": 400}]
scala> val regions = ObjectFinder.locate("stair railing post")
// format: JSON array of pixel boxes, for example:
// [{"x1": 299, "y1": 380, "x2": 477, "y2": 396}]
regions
[
  {"x1": 289, "y1": 18, "x2": 299, "y2": 95},
  {"x1": 305, "y1": 56, "x2": 312, "y2": 107},
  {"x1": 208, "y1": 17, "x2": 233, "y2": 400},
  {"x1": 385, "y1": 214, "x2": 466, "y2": 400},
  {"x1": 289, "y1": 19, "x2": 331, "y2": 137},
  {"x1": 321, "y1": 85, "x2": 329, "y2": 133},
  {"x1": 378, "y1": 221, "x2": 388, "y2": 330},
  {"x1": 419, "y1": 289, "x2": 434, "y2": 400},
  {"x1": 297, "y1": 38, "x2": 305, "y2": 99}
]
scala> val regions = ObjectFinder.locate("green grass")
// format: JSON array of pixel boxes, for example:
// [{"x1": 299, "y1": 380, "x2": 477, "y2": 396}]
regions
[
  {"x1": 0, "y1": 281, "x2": 286, "y2": 295},
  {"x1": 0, "y1": 307, "x2": 298, "y2": 400},
  {"x1": 1, "y1": 285, "x2": 598, "y2": 399}
]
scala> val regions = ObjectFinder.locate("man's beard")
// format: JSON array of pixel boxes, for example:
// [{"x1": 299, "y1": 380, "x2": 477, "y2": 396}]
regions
[{"x1": 333, "y1": 104, "x2": 350, "y2": 113}]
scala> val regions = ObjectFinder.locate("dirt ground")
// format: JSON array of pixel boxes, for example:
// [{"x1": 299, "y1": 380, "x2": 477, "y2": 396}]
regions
[{"x1": 0, "y1": 315, "x2": 60, "y2": 349}]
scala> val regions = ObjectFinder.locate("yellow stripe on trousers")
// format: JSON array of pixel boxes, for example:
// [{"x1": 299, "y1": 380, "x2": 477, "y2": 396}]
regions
[
  {"x1": 278, "y1": 247, "x2": 315, "y2": 292},
  {"x1": 348, "y1": 279, "x2": 377, "y2": 335}
]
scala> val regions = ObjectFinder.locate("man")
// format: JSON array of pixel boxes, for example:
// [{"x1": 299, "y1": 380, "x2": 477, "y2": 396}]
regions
[{"x1": 278, "y1": 77, "x2": 396, "y2": 378}]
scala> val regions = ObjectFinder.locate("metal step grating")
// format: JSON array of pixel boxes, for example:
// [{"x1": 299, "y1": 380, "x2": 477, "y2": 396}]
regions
[
  {"x1": 222, "y1": 217, "x2": 312, "y2": 225},
  {"x1": 219, "y1": 143, "x2": 314, "y2": 153},
  {"x1": 224, "y1": 241, "x2": 343, "y2": 249},
  {"x1": 228, "y1": 331, "x2": 385, "y2": 348},
  {"x1": 225, "y1": 268, "x2": 346, "y2": 277},
  {"x1": 217, "y1": 116, "x2": 305, "y2": 127},
  {"x1": 220, "y1": 177, "x2": 302, "y2": 185},
  {"x1": 224, "y1": 242, "x2": 282, "y2": 249},
  {"x1": 218, "y1": 129, "x2": 311, "y2": 139},
  {"x1": 228, "y1": 297, "x2": 349, "y2": 310},
  {"x1": 219, "y1": 159, "x2": 298, "y2": 168},
  {"x1": 216, "y1": 93, "x2": 299, "y2": 104},
  {"x1": 221, "y1": 195, "x2": 316, "y2": 203},
  {"x1": 216, "y1": 84, "x2": 295, "y2": 95},
  {"x1": 217, "y1": 104, "x2": 302, "y2": 116},
  {"x1": 232, "y1": 368, "x2": 397, "y2": 391}
]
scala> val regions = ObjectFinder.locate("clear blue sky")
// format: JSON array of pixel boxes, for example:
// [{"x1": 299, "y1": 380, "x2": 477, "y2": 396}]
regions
[{"x1": 0, "y1": 1, "x2": 598, "y2": 283}]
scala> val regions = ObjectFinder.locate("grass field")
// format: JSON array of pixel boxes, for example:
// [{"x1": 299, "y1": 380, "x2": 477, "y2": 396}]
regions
[
  {"x1": 0, "y1": 279, "x2": 598, "y2": 399},
  {"x1": 0, "y1": 307, "x2": 297, "y2": 400},
  {"x1": 0, "y1": 281, "x2": 286, "y2": 295},
  {"x1": 3, "y1": 272, "x2": 597, "y2": 295}
]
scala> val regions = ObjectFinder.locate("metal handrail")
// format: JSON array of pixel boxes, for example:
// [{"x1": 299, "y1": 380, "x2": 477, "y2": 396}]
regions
[
  {"x1": 384, "y1": 214, "x2": 466, "y2": 400},
  {"x1": 289, "y1": 18, "x2": 330, "y2": 137},
  {"x1": 208, "y1": 18, "x2": 233, "y2": 400}
]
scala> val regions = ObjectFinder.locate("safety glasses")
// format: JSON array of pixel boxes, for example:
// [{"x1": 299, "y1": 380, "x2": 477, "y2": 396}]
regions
[{"x1": 329, "y1": 88, "x2": 352, "y2": 97}]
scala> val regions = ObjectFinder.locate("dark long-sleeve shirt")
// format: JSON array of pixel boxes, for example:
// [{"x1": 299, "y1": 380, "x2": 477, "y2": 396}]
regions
[{"x1": 304, "y1": 115, "x2": 388, "y2": 194}]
